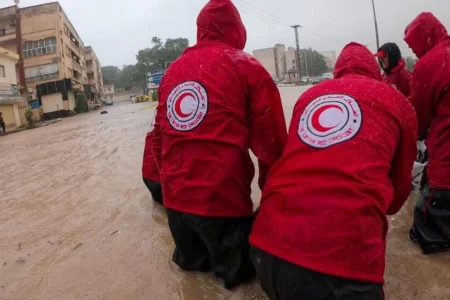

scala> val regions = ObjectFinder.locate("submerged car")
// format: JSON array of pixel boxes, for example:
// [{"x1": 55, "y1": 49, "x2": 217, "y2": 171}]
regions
[{"x1": 104, "y1": 99, "x2": 114, "y2": 106}]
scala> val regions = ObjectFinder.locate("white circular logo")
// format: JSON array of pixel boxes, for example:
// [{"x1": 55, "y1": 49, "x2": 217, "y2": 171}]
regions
[
  {"x1": 148, "y1": 109, "x2": 157, "y2": 133},
  {"x1": 167, "y1": 81, "x2": 208, "y2": 131},
  {"x1": 298, "y1": 94, "x2": 362, "y2": 148}
]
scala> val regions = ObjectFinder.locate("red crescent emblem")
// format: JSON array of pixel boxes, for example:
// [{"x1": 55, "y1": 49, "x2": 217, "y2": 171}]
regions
[
  {"x1": 174, "y1": 93, "x2": 195, "y2": 118},
  {"x1": 311, "y1": 104, "x2": 343, "y2": 133}
]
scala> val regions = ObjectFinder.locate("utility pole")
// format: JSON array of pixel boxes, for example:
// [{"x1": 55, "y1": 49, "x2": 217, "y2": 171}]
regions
[
  {"x1": 292, "y1": 25, "x2": 301, "y2": 85},
  {"x1": 371, "y1": 0, "x2": 380, "y2": 50}
]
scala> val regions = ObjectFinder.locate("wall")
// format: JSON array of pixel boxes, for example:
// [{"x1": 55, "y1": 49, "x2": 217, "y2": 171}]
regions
[
  {"x1": 253, "y1": 48, "x2": 276, "y2": 79},
  {"x1": 274, "y1": 44, "x2": 286, "y2": 80},
  {"x1": 0, "y1": 54, "x2": 18, "y2": 85},
  {"x1": 41, "y1": 92, "x2": 63, "y2": 113},
  {"x1": 20, "y1": 4, "x2": 60, "y2": 89},
  {"x1": 285, "y1": 49, "x2": 296, "y2": 72},
  {"x1": 0, "y1": 103, "x2": 15, "y2": 129},
  {"x1": 68, "y1": 91, "x2": 75, "y2": 110}
]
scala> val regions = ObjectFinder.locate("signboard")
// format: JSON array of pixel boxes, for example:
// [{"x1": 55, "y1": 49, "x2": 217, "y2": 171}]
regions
[
  {"x1": 29, "y1": 99, "x2": 40, "y2": 109},
  {"x1": 0, "y1": 83, "x2": 22, "y2": 104},
  {"x1": 25, "y1": 63, "x2": 59, "y2": 83},
  {"x1": 147, "y1": 69, "x2": 165, "y2": 89}
]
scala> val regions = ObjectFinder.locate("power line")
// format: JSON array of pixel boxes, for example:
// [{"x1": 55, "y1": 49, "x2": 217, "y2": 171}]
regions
[
  {"x1": 234, "y1": 0, "x2": 346, "y2": 46},
  {"x1": 235, "y1": 0, "x2": 291, "y2": 27},
  {"x1": 234, "y1": 1, "x2": 290, "y2": 27}
]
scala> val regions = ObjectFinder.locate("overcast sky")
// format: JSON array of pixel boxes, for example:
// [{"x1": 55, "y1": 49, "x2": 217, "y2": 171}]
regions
[{"x1": 2, "y1": 0, "x2": 449, "y2": 68}]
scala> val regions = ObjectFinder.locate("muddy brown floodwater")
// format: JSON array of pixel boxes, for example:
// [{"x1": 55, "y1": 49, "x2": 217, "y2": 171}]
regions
[{"x1": 1, "y1": 87, "x2": 450, "y2": 300}]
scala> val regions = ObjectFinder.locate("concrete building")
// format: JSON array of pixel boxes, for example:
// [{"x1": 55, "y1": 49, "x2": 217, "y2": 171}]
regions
[
  {"x1": 252, "y1": 44, "x2": 286, "y2": 81},
  {"x1": 84, "y1": 46, "x2": 103, "y2": 103},
  {"x1": 102, "y1": 85, "x2": 115, "y2": 98},
  {"x1": 0, "y1": 2, "x2": 90, "y2": 120},
  {"x1": 0, "y1": 46, "x2": 24, "y2": 132}
]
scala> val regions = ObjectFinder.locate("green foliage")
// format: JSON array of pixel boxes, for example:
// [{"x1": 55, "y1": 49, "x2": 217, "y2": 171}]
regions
[
  {"x1": 25, "y1": 108, "x2": 35, "y2": 128},
  {"x1": 103, "y1": 37, "x2": 189, "y2": 91},
  {"x1": 101, "y1": 66, "x2": 120, "y2": 85},
  {"x1": 300, "y1": 48, "x2": 328, "y2": 77},
  {"x1": 75, "y1": 94, "x2": 88, "y2": 114}
]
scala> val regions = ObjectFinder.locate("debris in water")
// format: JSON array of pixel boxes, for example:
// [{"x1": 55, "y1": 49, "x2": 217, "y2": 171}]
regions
[
  {"x1": 16, "y1": 258, "x2": 25, "y2": 263},
  {"x1": 3, "y1": 262, "x2": 6, "y2": 266},
  {"x1": 72, "y1": 243, "x2": 83, "y2": 250},
  {"x1": 18, "y1": 243, "x2": 21, "y2": 251},
  {"x1": 110, "y1": 230, "x2": 119, "y2": 235},
  {"x1": 100, "y1": 111, "x2": 108, "y2": 115}
]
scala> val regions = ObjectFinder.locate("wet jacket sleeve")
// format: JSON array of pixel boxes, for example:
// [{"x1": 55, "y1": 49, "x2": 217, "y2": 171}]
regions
[
  {"x1": 246, "y1": 60, "x2": 288, "y2": 190},
  {"x1": 151, "y1": 104, "x2": 163, "y2": 173},
  {"x1": 397, "y1": 71, "x2": 412, "y2": 98},
  {"x1": 408, "y1": 63, "x2": 434, "y2": 137},
  {"x1": 387, "y1": 106, "x2": 418, "y2": 215}
]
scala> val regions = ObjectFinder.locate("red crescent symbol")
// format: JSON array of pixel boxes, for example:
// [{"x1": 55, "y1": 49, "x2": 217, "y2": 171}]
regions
[
  {"x1": 175, "y1": 93, "x2": 195, "y2": 118},
  {"x1": 311, "y1": 104, "x2": 343, "y2": 133}
]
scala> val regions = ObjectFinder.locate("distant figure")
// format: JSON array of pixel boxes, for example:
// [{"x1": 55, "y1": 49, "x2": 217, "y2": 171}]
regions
[
  {"x1": 405, "y1": 12, "x2": 450, "y2": 254},
  {"x1": 0, "y1": 112, "x2": 5, "y2": 134},
  {"x1": 151, "y1": 0, "x2": 287, "y2": 289},
  {"x1": 375, "y1": 42, "x2": 412, "y2": 97},
  {"x1": 250, "y1": 43, "x2": 417, "y2": 300}
]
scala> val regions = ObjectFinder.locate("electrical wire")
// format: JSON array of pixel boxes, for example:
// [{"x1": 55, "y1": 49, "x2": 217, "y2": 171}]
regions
[{"x1": 234, "y1": 0, "x2": 346, "y2": 46}]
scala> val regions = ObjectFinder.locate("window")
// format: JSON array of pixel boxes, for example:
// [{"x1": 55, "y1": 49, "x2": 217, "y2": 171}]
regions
[
  {"x1": 0, "y1": 29, "x2": 6, "y2": 36},
  {"x1": 22, "y1": 37, "x2": 57, "y2": 58},
  {"x1": 0, "y1": 65, "x2": 5, "y2": 77}
]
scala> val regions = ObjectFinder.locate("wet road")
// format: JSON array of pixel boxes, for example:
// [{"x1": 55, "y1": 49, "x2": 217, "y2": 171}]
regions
[{"x1": 1, "y1": 88, "x2": 449, "y2": 300}]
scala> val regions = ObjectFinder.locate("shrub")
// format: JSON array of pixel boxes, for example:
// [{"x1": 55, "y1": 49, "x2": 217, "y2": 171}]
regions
[{"x1": 25, "y1": 108, "x2": 35, "y2": 129}]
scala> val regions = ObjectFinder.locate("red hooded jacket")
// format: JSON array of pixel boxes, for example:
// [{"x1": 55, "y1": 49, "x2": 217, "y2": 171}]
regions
[
  {"x1": 142, "y1": 109, "x2": 159, "y2": 182},
  {"x1": 405, "y1": 12, "x2": 450, "y2": 189},
  {"x1": 151, "y1": 0, "x2": 287, "y2": 217},
  {"x1": 250, "y1": 43, "x2": 418, "y2": 284},
  {"x1": 382, "y1": 59, "x2": 412, "y2": 97}
]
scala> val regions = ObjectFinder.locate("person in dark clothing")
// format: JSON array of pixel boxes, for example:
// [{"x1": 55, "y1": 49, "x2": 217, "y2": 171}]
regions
[
  {"x1": 151, "y1": 0, "x2": 287, "y2": 289},
  {"x1": 374, "y1": 42, "x2": 412, "y2": 97},
  {"x1": 404, "y1": 12, "x2": 450, "y2": 254},
  {"x1": 0, "y1": 112, "x2": 5, "y2": 134}
]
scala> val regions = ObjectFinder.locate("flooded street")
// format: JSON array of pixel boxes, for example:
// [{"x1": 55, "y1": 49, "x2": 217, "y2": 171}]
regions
[{"x1": 1, "y1": 87, "x2": 450, "y2": 300}]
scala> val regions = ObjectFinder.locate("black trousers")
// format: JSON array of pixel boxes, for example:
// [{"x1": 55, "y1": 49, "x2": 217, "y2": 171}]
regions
[
  {"x1": 410, "y1": 182, "x2": 450, "y2": 254},
  {"x1": 0, "y1": 122, "x2": 5, "y2": 133},
  {"x1": 167, "y1": 209, "x2": 255, "y2": 289},
  {"x1": 250, "y1": 247, "x2": 384, "y2": 300},
  {"x1": 142, "y1": 178, "x2": 163, "y2": 205}
]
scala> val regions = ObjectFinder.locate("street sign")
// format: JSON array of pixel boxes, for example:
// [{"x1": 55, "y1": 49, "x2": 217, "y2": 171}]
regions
[{"x1": 147, "y1": 69, "x2": 165, "y2": 89}]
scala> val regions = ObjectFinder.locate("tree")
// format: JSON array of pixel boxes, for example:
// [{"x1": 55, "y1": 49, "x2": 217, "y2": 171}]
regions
[
  {"x1": 115, "y1": 65, "x2": 141, "y2": 91},
  {"x1": 136, "y1": 37, "x2": 189, "y2": 72},
  {"x1": 101, "y1": 37, "x2": 189, "y2": 92},
  {"x1": 300, "y1": 48, "x2": 328, "y2": 77},
  {"x1": 101, "y1": 66, "x2": 120, "y2": 85}
]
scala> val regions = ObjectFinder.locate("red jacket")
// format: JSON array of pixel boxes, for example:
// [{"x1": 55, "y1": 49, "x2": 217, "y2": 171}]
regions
[
  {"x1": 405, "y1": 12, "x2": 450, "y2": 189},
  {"x1": 151, "y1": 0, "x2": 287, "y2": 217},
  {"x1": 382, "y1": 59, "x2": 412, "y2": 97},
  {"x1": 142, "y1": 109, "x2": 160, "y2": 182},
  {"x1": 250, "y1": 43, "x2": 418, "y2": 284}
]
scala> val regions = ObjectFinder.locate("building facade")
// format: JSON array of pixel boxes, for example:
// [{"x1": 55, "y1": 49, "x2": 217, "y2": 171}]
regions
[
  {"x1": 252, "y1": 44, "x2": 286, "y2": 81},
  {"x1": 0, "y1": 2, "x2": 96, "y2": 120},
  {"x1": 253, "y1": 45, "x2": 338, "y2": 83},
  {"x1": 0, "y1": 47, "x2": 24, "y2": 132},
  {"x1": 84, "y1": 46, "x2": 103, "y2": 103}
]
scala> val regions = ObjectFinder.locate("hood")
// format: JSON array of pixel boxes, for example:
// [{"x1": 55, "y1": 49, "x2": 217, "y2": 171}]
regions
[
  {"x1": 376, "y1": 42, "x2": 402, "y2": 74},
  {"x1": 404, "y1": 12, "x2": 448, "y2": 58},
  {"x1": 196, "y1": 0, "x2": 247, "y2": 50},
  {"x1": 334, "y1": 42, "x2": 382, "y2": 81}
]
